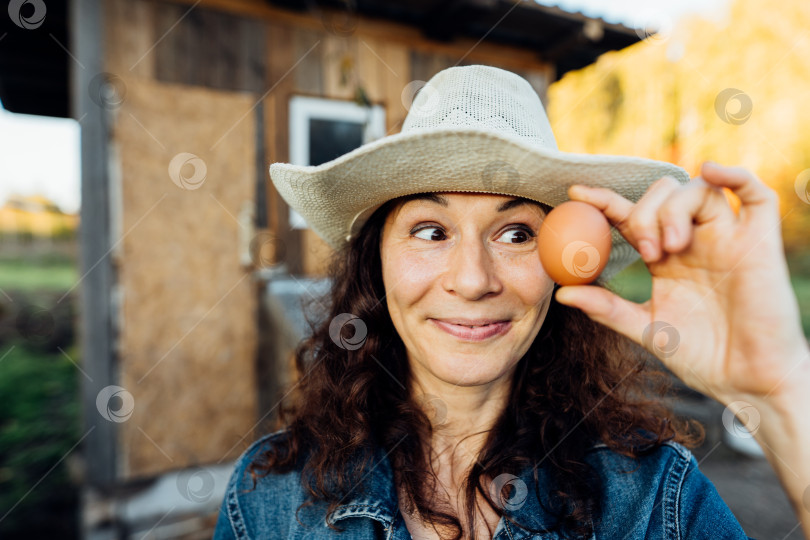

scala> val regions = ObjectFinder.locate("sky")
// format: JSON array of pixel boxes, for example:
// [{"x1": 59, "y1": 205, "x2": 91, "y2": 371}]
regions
[{"x1": 0, "y1": 0, "x2": 730, "y2": 216}]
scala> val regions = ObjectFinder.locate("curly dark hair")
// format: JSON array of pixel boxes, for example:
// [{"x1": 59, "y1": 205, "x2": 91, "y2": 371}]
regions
[{"x1": 247, "y1": 193, "x2": 705, "y2": 539}]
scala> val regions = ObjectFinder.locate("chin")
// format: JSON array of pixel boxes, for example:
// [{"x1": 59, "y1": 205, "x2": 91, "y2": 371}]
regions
[{"x1": 426, "y1": 353, "x2": 514, "y2": 387}]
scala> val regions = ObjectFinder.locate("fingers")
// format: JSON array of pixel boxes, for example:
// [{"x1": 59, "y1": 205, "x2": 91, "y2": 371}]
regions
[
  {"x1": 627, "y1": 176, "x2": 681, "y2": 261},
  {"x1": 555, "y1": 285, "x2": 650, "y2": 347},
  {"x1": 657, "y1": 176, "x2": 735, "y2": 253},
  {"x1": 700, "y1": 162, "x2": 780, "y2": 229},
  {"x1": 700, "y1": 161, "x2": 776, "y2": 208},
  {"x1": 568, "y1": 176, "x2": 682, "y2": 262},
  {"x1": 568, "y1": 167, "x2": 747, "y2": 262}
]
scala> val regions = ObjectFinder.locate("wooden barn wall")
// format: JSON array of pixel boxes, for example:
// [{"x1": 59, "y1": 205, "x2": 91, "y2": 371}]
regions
[{"x1": 104, "y1": 0, "x2": 261, "y2": 479}]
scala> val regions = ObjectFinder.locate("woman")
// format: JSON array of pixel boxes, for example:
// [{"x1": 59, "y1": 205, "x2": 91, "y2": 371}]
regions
[{"x1": 213, "y1": 65, "x2": 810, "y2": 539}]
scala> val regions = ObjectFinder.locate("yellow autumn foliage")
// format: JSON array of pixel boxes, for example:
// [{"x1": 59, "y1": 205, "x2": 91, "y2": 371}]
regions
[{"x1": 548, "y1": 0, "x2": 810, "y2": 253}]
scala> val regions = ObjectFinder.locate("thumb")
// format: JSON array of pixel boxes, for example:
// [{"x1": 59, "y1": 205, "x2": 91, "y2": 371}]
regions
[{"x1": 555, "y1": 285, "x2": 650, "y2": 345}]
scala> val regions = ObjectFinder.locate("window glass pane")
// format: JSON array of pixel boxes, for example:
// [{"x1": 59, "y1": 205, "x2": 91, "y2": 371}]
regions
[{"x1": 308, "y1": 118, "x2": 364, "y2": 166}]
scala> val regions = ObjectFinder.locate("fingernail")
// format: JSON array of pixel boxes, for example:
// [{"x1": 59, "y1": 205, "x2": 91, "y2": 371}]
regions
[{"x1": 638, "y1": 239, "x2": 656, "y2": 261}]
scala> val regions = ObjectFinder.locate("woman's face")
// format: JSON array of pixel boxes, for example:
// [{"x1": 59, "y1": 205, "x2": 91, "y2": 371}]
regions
[{"x1": 380, "y1": 192, "x2": 556, "y2": 389}]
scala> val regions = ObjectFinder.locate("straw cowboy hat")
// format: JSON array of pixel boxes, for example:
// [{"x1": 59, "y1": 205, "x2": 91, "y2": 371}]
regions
[{"x1": 269, "y1": 64, "x2": 690, "y2": 282}]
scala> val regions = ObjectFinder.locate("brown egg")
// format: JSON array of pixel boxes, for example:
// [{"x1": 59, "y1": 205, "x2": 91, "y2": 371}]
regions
[{"x1": 538, "y1": 200, "x2": 612, "y2": 286}]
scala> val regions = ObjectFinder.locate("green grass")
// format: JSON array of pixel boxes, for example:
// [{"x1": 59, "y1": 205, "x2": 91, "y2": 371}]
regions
[
  {"x1": 0, "y1": 343, "x2": 80, "y2": 538},
  {"x1": 0, "y1": 255, "x2": 78, "y2": 292},
  {"x1": 606, "y1": 253, "x2": 810, "y2": 337}
]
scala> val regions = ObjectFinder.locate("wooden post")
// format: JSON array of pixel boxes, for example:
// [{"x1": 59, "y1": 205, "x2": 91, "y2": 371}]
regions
[{"x1": 71, "y1": 0, "x2": 117, "y2": 487}]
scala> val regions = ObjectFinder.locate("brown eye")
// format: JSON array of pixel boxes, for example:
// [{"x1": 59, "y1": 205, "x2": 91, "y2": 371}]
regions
[
  {"x1": 496, "y1": 226, "x2": 535, "y2": 244},
  {"x1": 412, "y1": 226, "x2": 446, "y2": 241}
]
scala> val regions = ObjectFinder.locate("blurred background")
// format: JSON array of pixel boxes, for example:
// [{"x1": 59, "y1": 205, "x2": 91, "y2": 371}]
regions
[{"x1": 0, "y1": 0, "x2": 808, "y2": 538}]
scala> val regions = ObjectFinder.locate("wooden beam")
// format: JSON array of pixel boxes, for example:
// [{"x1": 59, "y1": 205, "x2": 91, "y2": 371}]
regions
[{"x1": 71, "y1": 0, "x2": 117, "y2": 487}]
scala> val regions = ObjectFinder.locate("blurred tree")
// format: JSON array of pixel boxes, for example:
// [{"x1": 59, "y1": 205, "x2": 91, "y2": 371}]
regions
[{"x1": 548, "y1": 0, "x2": 810, "y2": 253}]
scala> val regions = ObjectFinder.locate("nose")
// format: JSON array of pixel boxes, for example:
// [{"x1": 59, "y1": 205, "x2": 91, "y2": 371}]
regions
[{"x1": 441, "y1": 233, "x2": 503, "y2": 300}]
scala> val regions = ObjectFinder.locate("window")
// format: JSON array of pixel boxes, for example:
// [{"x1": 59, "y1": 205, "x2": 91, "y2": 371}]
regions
[{"x1": 288, "y1": 96, "x2": 386, "y2": 229}]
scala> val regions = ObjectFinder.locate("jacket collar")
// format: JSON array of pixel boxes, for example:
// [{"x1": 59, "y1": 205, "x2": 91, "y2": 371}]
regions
[{"x1": 330, "y1": 439, "x2": 605, "y2": 539}]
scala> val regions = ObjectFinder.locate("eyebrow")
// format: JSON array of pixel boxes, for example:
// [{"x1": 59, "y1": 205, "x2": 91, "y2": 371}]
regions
[{"x1": 399, "y1": 193, "x2": 541, "y2": 213}]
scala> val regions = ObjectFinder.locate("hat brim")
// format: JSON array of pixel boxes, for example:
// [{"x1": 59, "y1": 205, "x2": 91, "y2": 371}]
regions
[{"x1": 269, "y1": 127, "x2": 690, "y2": 282}]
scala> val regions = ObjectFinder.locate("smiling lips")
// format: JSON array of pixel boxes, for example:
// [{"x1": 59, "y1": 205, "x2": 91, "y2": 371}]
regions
[{"x1": 430, "y1": 318, "x2": 512, "y2": 341}]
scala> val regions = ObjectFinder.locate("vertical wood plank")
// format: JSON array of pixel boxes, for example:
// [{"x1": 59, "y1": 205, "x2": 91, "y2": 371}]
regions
[
  {"x1": 241, "y1": 16, "x2": 267, "y2": 93},
  {"x1": 356, "y1": 36, "x2": 385, "y2": 104},
  {"x1": 380, "y1": 40, "x2": 410, "y2": 134},
  {"x1": 292, "y1": 27, "x2": 324, "y2": 95},
  {"x1": 322, "y1": 34, "x2": 358, "y2": 100},
  {"x1": 267, "y1": 22, "x2": 300, "y2": 273},
  {"x1": 154, "y1": 2, "x2": 185, "y2": 84},
  {"x1": 75, "y1": 0, "x2": 116, "y2": 487}
]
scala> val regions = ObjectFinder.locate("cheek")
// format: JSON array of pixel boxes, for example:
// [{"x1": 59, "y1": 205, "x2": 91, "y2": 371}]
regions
[
  {"x1": 497, "y1": 252, "x2": 555, "y2": 305},
  {"x1": 383, "y1": 251, "x2": 441, "y2": 308}
]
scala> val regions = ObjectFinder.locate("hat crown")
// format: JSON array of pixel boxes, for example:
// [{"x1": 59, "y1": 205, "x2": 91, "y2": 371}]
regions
[{"x1": 401, "y1": 65, "x2": 559, "y2": 150}]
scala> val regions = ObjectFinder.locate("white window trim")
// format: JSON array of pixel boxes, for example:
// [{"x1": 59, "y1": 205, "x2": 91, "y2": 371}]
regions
[{"x1": 288, "y1": 96, "x2": 386, "y2": 229}]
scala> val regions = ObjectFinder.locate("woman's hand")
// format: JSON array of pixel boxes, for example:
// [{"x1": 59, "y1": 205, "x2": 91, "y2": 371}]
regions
[
  {"x1": 556, "y1": 161, "x2": 810, "y2": 536},
  {"x1": 555, "y1": 161, "x2": 809, "y2": 406}
]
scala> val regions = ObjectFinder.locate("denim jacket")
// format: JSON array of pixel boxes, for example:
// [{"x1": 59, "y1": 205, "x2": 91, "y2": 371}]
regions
[{"x1": 212, "y1": 429, "x2": 753, "y2": 539}]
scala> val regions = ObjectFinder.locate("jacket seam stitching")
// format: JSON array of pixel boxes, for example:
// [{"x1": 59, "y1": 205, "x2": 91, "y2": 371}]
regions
[
  {"x1": 663, "y1": 449, "x2": 690, "y2": 540},
  {"x1": 226, "y1": 485, "x2": 249, "y2": 540},
  {"x1": 223, "y1": 427, "x2": 289, "y2": 540}
]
